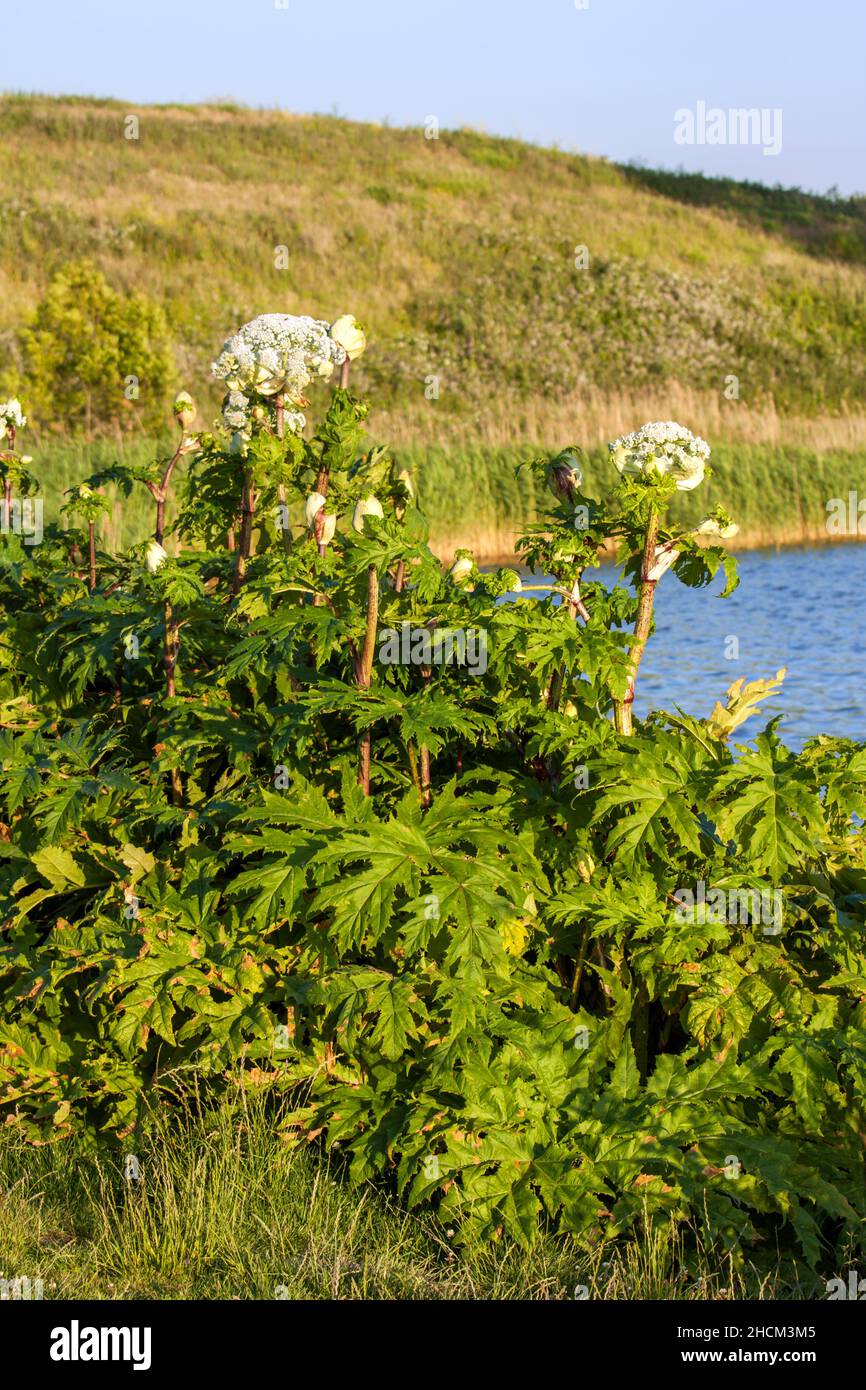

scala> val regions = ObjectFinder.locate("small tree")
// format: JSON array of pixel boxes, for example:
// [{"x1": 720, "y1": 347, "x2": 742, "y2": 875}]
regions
[{"x1": 22, "y1": 261, "x2": 175, "y2": 437}]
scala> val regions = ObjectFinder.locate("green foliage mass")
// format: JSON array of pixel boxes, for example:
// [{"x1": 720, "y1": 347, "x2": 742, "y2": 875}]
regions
[{"x1": 0, "y1": 378, "x2": 865, "y2": 1273}]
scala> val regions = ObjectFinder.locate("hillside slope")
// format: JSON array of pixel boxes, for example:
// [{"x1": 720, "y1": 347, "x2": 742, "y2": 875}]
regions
[{"x1": 1, "y1": 94, "x2": 865, "y2": 451}]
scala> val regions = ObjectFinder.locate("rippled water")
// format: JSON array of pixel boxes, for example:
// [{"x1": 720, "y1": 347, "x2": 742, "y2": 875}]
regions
[{"x1": 516, "y1": 544, "x2": 866, "y2": 749}]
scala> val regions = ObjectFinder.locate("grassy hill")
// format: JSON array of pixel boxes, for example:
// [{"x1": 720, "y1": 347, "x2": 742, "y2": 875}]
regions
[
  {"x1": 2, "y1": 94, "x2": 866, "y2": 554},
  {"x1": 2, "y1": 94, "x2": 866, "y2": 441}
]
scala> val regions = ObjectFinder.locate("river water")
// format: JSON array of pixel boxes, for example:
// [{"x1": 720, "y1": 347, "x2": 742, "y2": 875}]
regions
[{"x1": 516, "y1": 543, "x2": 866, "y2": 750}]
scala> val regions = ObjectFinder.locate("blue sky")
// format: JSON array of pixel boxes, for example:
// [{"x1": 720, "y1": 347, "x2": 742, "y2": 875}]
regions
[{"x1": 4, "y1": 0, "x2": 864, "y2": 194}]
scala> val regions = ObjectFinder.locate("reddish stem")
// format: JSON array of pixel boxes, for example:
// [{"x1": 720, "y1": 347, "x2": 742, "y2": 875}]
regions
[
  {"x1": 146, "y1": 433, "x2": 185, "y2": 545},
  {"x1": 88, "y1": 521, "x2": 96, "y2": 593}
]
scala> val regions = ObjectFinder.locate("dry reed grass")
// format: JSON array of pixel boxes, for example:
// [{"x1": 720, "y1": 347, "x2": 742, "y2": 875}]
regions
[{"x1": 375, "y1": 386, "x2": 866, "y2": 454}]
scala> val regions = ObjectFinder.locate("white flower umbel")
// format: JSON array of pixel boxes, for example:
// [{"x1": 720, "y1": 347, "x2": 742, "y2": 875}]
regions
[
  {"x1": 223, "y1": 390, "x2": 251, "y2": 431},
  {"x1": 0, "y1": 398, "x2": 27, "y2": 438},
  {"x1": 212, "y1": 314, "x2": 347, "y2": 434},
  {"x1": 609, "y1": 421, "x2": 709, "y2": 491}
]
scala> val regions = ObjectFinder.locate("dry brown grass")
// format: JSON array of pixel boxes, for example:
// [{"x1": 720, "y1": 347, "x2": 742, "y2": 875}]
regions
[{"x1": 374, "y1": 385, "x2": 866, "y2": 454}]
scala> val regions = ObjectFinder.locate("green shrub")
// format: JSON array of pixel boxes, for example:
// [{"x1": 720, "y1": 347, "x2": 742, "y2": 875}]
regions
[
  {"x1": 21, "y1": 261, "x2": 175, "y2": 436},
  {"x1": 0, "y1": 367, "x2": 864, "y2": 1273}
]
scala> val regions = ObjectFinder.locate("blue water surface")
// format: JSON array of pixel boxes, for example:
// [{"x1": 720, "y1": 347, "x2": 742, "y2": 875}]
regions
[{"x1": 510, "y1": 544, "x2": 866, "y2": 750}]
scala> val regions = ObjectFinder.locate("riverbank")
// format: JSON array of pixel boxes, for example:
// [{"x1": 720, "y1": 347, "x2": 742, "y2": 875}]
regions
[
  {"x1": 26, "y1": 437, "x2": 866, "y2": 562},
  {"x1": 407, "y1": 440, "x2": 866, "y2": 562}
]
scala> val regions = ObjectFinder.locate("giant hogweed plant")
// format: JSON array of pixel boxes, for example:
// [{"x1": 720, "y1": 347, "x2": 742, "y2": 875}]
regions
[{"x1": 0, "y1": 320, "x2": 865, "y2": 1268}]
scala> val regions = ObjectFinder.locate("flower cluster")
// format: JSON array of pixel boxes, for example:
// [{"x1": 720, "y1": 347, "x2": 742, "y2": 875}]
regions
[
  {"x1": 0, "y1": 398, "x2": 26, "y2": 440},
  {"x1": 608, "y1": 421, "x2": 710, "y2": 491},
  {"x1": 212, "y1": 314, "x2": 347, "y2": 437}
]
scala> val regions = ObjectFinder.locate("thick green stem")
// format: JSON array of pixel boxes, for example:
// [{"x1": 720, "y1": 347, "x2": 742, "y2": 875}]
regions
[
  {"x1": 147, "y1": 432, "x2": 184, "y2": 545},
  {"x1": 569, "y1": 921, "x2": 591, "y2": 1009},
  {"x1": 356, "y1": 564, "x2": 379, "y2": 794},
  {"x1": 163, "y1": 599, "x2": 182, "y2": 803},
  {"x1": 547, "y1": 575, "x2": 587, "y2": 714},
  {"x1": 407, "y1": 741, "x2": 423, "y2": 798},
  {"x1": 274, "y1": 396, "x2": 293, "y2": 555},
  {"x1": 231, "y1": 466, "x2": 256, "y2": 596},
  {"x1": 633, "y1": 980, "x2": 650, "y2": 1082},
  {"x1": 614, "y1": 509, "x2": 659, "y2": 736},
  {"x1": 613, "y1": 508, "x2": 662, "y2": 1072}
]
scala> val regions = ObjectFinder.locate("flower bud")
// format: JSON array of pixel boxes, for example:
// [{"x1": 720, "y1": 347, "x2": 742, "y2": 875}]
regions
[
  {"x1": 352, "y1": 495, "x2": 384, "y2": 532},
  {"x1": 393, "y1": 469, "x2": 414, "y2": 521},
  {"x1": 448, "y1": 555, "x2": 474, "y2": 585},
  {"x1": 609, "y1": 443, "x2": 636, "y2": 476},
  {"x1": 330, "y1": 314, "x2": 367, "y2": 361},
  {"x1": 546, "y1": 454, "x2": 582, "y2": 502},
  {"x1": 145, "y1": 540, "x2": 167, "y2": 573},
  {"x1": 173, "y1": 391, "x2": 196, "y2": 429},
  {"x1": 696, "y1": 516, "x2": 739, "y2": 540},
  {"x1": 255, "y1": 364, "x2": 286, "y2": 395},
  {"x1": 577, "y1": 855, "x2": 595, "y2": 883},
  {"x1": 304, "y1": 492, "x2": 327, "y2": 528}
]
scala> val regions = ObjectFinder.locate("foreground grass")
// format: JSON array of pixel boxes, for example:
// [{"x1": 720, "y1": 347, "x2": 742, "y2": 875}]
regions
[{"x1": 0, "y1": 1089, "x2": 824, "y2": 1301}]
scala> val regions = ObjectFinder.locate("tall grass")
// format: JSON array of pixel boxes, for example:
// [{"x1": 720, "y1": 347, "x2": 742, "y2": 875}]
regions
[
  {"x1": 403, "y1": 441, "x2": 866, "y2": 558},
  {"x1": 29, "y1": 437, "x2": 866, "y2": 561}
]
